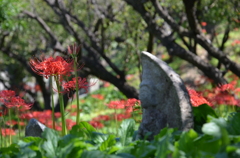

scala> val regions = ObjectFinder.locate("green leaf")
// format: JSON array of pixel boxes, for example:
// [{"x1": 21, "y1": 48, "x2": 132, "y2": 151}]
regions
[
  {"x1": 193, "y1": 104, "x2": 218, "y2": 133},
  {"x1": 118, "y1": 119, "x2": 135, "y2": 146},
  {"x1": 0, "y1": 143, "x2": 19, "y2": 156},
  {"x1": 99, "y1": 134, "x2": 116, "y2": 151},
  {"x1": 17, "y1": 141, "x2": 38, "y2": 158},
  {"x1": 80, "y1": 150, "x2": 121, "y2": 158},
  {"x1": 41, "y1": 128, "x2": 60, "y2": 158},
  {"x1": 227, "y1": 112, "x2": 240, "y2": 135},
  {"x1": 70, "y1": 122, "x2": 96, "y2": 139},
  {"x1": 129, "y1": 140, "x2": 156, "y2": 158},
  {"x1": 155, "y1": 128, "x2": 174, "y2": 158},
  {"x1": 177, "y1": 129, "x2": 198, "y2": 156}
]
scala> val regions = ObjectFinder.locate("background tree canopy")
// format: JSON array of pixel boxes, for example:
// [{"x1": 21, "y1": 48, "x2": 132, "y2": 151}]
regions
[{"x1": 0, "y1": 0, "x2": 239, "y2": 111}]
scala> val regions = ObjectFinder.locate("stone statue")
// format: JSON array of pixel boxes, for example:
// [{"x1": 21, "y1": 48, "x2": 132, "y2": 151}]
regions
[
  {"x1": 25, "y1": 118, "x2": 47, "y2": 137},
  {"x1": 138, "y1": 51, "x2": 194, "y2": 140}
]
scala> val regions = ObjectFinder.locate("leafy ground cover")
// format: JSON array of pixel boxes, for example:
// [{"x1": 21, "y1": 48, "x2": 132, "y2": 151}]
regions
[{"x1": 1, "y1": 75, "x2": 240, "y2": 157}]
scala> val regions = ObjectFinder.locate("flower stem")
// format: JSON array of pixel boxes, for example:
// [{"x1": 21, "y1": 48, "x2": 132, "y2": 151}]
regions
[
  {"x1": 16, "y1": 108, "x2": 21, "y2": 139},
  {"x1": 55, "y1": 76, "x2": 67, "y2": 135},
  {"x1": 50, "y1": 77, "x2": 56, "y2": 130},
  {"x1": 8, "y1": 109, "x2": 12, "y2": 144},
  {"x1": 74, "y1": 58, "x2": 81, "y2": 124}
]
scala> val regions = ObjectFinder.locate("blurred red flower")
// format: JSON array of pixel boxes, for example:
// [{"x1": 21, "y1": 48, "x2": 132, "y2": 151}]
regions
[
  {"x1": 89, "y1": 120, "x2": 104, "y2": 129},
  {"x1": 0, "y1": 90, "x2": 15, "y2": 103},
  {"x1": 4, "y1": 96, "x2": 32, "y2": 110},
  {"x1": 68, "y1": 43, "x2": 81, "y2": 56},
  {"x1": 107, "y1": 100, "x2": 126, "y2": 109},
  {"x1": 62, "y1": 77, "x2": 89, "y2": 94},
  {"x1": 201, "y1": 22, "x2": 207, "y2": 26},
  {"x1": 114, "y1": 113, "x2": 131, "y2": 121},
  {"x1": 29, "y1": 56, "x2": 73, "y2": 79},
  {"x1": 66, "y1": 119, "x2": 76, "y2": 130},
  {"x1": 5, "y1": 120, "x2": 18, "y2": 126},
  {"x1": 92, "y1": 115, "x2": 110, "y2": 121},
  {"x1": 19, "y1": 112, "x2": 34, "y2": 120},
  {"x1": 188, "y1": 89, "x2": 212, "y2": 107},
  {"x1": 1, "y1": 128, "x2": 16, "y2": 136},
  {"x1": 91, "y1": 94, "x2": 104, "y2": 100}
]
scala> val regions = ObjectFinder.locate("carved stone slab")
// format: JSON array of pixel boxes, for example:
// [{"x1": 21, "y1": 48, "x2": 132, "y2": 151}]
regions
[
  {"x1": 25, "y1": 118, "x2": 47, "y2": 137},
  {"x1": 138, "y1": 51, "x2": 194, "y2": 140}
]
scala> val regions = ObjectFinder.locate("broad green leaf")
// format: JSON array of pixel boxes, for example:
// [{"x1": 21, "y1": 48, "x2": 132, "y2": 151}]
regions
[
  {"x1": 71, "y1": 122, "x2": 96, "y2": 139},
  {"x1": 193, "y1": 104, "x2": 218, "y2": 133},
  {"x1": 129, "y1": 140, "x2": 156, "y2": 158},
  {"x1": 203, "y1": 117, "x2": 229, "y2": 146},
  {"x1": 178, "y1": 129, "x2": 198, "y2": 155},
  {"x1": 22, "y1": 137, "x2": 42, "y2": 144},
  {"x1": 227, "y1": 112, "x2": 240, "y2": 135},
  {"x1": 99, "y1": 134, "x2": 116, "y2": 151},
  {"x1": 118, "y1": 119, "x2": 135, "y2": 146},
  {"x1": 155, "y1": 129, "x2": 174, "y2": 158},
  {"x1": 67, "y1": 141, "x2": 94, "y2": 158},
  {"x1": 80, "y1": 150, "x2": 121, "y2": 158},
  {"x1": 0, "y1": 143, "x2": 19, "y2": 155},
  {"x1": 41, "y1": 128, "x2": 60, "y2": 158}
]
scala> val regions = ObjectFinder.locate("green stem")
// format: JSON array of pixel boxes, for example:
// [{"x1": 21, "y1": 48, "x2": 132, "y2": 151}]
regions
[
  {"x1": 0, "y1": 115, "x2": 3, "y2": 147},
  {"x1": 114, "y1": 108, "x2": 118, "y2": 136},
  {"x1": 50, "y1": 77, "x2": 56, "y2": 130},
  {"x1": 55, "y1": 76, "x2": 67, "y2": 135},
  {"x1": 8, "y1": 109, "x2": 12, "y2": 145},
  {"x1": 74, "y1": 58, "x2": 80, "y2": 124},
  {"x1": 16, "y1": 108, "x2": 21, "y2": 139}
]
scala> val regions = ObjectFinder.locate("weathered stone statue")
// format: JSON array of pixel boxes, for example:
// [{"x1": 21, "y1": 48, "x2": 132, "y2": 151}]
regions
[
  {"x1": 25, "y1": 118, "x2": 47, "y2": 137},
  {"x1": 138, "y1": 51, "x2": 194, "y2": 140}
]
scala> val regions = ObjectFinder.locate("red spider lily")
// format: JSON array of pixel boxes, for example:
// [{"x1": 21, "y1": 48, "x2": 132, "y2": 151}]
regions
[
  {"x1": 92, "y1": 115, "x2": 110, "y2": 121},
  {"x1": 89, "y1": 120, "x2": 104, "y2": 129},
  {"x1": 62, "y1": 77, "x2": 89, "y2": 93},
  {"x1": 19, "y1": 112, "x2": 34, "y2": 120},
  {"x1": 1, "y1": 128, "x2": 16, "y2": 136},
  {"x1": 4, "y1": 96, "x2": 32, "y2": 110},
  {"x1": 202, "y1": 82, "x2": 240, "y2": 107},
  {"x1": 0, "y1": 90, "x2": 15, "y2": 103},
  {"x1": 188, "y1": 89, "x2": 212, "y2": 107},
  {"x1": 103, "y1": 82, "x2": 110, "y2": 87},
  {"x1": 19, "y1": 121, "x2": 25, "y2": 126},
  {"x1": 70, "y1": 104, "x2": 77, "y2": 109},
  {"x1": 55, "y1": 125, "x2": 62, "y2": 131},
  {"x1": 114, "y1": 113, "x2": 131, "y2": 121},
  {"x1": 5, "y1": 120, "x2": 18, "y2": 126},
  {"x1": 68, "y1": 43, "x2": 81, "y2": 56},
  {"x1": 91, "y1": 94, "x2": 104, "y2": 100},
  {"x1": 201, "y1": 22, "x2": 207, "y2": 26},
  {"x1": 29, "y1": 56, "x2": 73, "y2": 79},
  {"x1": 107, "y1": 100, "x2": 126, "y2": 109},
  {"x1": 54, "y1": 112, "x2": 61, "y2": 118},
  {"x1": 66, "y1": 119, "x2": 76, "y2": 130},
  {"x1": 125, "y1": 98, "x2": 140, "y2": 107},
  {"x1": 32, "y1": 110, "x2": 52, "y2": 119}
]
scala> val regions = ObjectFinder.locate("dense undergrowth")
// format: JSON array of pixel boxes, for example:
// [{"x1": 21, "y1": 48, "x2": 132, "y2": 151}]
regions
[{"x1": 1, "y1": 79, "x2": 240, "y2": 157}]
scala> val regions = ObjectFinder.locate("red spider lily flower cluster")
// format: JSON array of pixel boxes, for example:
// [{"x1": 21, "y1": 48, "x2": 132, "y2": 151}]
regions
[
  {"x1": 68, "y1": 43, "x2": 81, "y2": 56},
  {"x1": 188, "y1": 89, "x2": 212, "y2": 107},
  {"x1": 89, "y1": 120, "x2": 104, "y2": 129},
  {"x1": 29, "y1": 56, "x2": 73, "y2": 79},
  {"x1": 91, "y1": 94, "x2": 104, "y2": 100},
  {"x1": 62, "y1": 77, "x2": 89, "y2": 94},
  {"x1": 1, "y1": 128, "x2": 16, "y2": 136},
  {"x1": 19, "y1": 110, "x2": 63, "y2": 130},
  {"x1": 203, "y1": 81, "x2": 240, "y2": 107},
  {"x1": 106, "y1": 98, "x2": 141, "y2": 113},
  {"x1": 0, "y1": 90, "x2": 32, "y2": 110}
]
